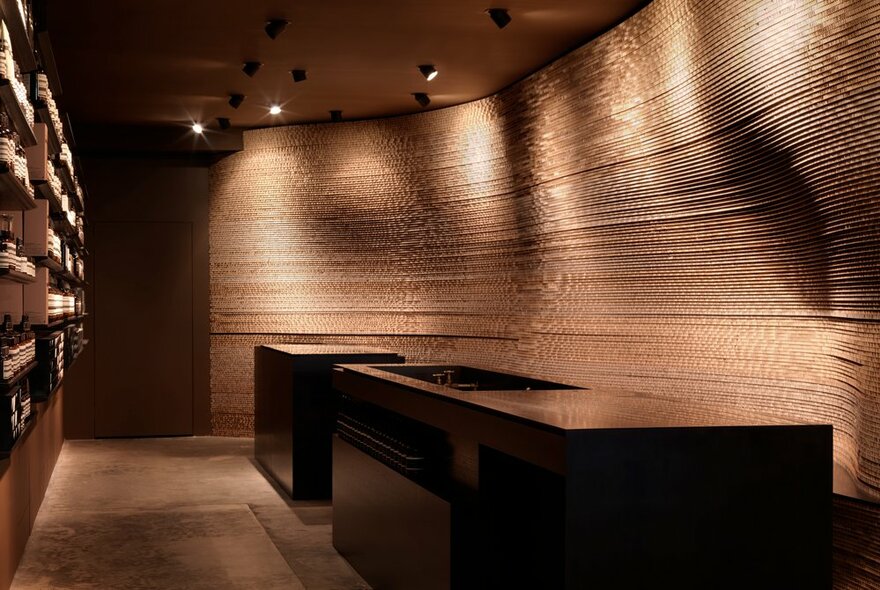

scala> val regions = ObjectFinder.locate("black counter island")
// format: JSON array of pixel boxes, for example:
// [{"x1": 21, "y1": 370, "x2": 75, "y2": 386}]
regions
[{"x1": 332, "y1": 362, "x2": 831, "y2": 590}]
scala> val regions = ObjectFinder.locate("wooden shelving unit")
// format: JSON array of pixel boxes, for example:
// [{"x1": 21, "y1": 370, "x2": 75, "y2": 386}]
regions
[{"x1": 0, "y1": 5, "x2": 86, "y2": 587}]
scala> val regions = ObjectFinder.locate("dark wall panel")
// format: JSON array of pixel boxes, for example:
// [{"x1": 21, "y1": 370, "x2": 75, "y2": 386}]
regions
[
  {"x1": 94, "y1": 222, "x2": 193, "y2": 437},
  {"x1": 65, "y1": 157, "x2": 211, "y2": 438},
  {"x1": 208, "y1": 0, "x2": 880, "y2": 586}
]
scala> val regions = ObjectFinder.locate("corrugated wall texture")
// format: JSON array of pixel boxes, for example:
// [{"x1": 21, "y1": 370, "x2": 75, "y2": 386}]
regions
[{"x1": 210, "y1": 0, "x2": 880, "y2": 584}]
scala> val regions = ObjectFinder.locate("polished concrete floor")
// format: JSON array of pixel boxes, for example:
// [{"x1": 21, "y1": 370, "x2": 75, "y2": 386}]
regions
[{"x1": 12, "y1": 437, "x2": 370, "y2": 590}]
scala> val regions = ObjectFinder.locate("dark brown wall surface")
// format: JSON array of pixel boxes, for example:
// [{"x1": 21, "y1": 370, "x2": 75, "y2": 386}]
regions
[
  {"x1": 209, "y1": 0, "x2": 880, "y2": 585},
  {"x1": 93, "y1": 222, "x2": 194, "y2": 437},
  {"x1": 65, "y1": 156, "x2": 211, "y2": 438}
]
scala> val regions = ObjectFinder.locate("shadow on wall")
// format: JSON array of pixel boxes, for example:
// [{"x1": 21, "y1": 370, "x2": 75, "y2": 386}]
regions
[{"x1": 707, "y1": 111, "x2": 831, "y2": 310}]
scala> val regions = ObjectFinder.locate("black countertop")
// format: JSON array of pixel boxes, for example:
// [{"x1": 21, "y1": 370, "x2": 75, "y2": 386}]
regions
[
  {"x1": 334, "y1": 362, "x2": 807, "y2": 434},
  {"x1": 261, "y1": 344, "x2": 400, "y2": 357}
]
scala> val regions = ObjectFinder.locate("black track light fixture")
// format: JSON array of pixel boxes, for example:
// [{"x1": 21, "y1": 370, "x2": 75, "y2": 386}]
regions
[
  {"x1": 418, "y1": 64, "x2": 438, "y2": 81},
  {"x1": 242, "y1": 61, "x2": 262, "y2": 77},
  {"x1": 291, "y1": 69, "x2": 307, "y2": 83},
  {"x1": 330, "y1": 110, "x2": 343, "y2": 122},
  {"x1": 228, "y1": 94, "x2": 245, "y2": 109},
  {"x1": 265, "y1": 19, "x2": 289, "y2": 40},
  {"x1": 413, "y1": 93, "x2": 430, "y2": 108},
  {"x1": 217, "y1": 117, "x2": 231, "y2": 130},
  {"x1": 487, "y1": 8, "x2": 511, "y2": 29}
]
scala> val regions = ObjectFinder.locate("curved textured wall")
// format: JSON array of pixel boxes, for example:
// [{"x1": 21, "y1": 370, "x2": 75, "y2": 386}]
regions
[{"x1": 210, "y1": 0, "x2": 880, "y2": 584}]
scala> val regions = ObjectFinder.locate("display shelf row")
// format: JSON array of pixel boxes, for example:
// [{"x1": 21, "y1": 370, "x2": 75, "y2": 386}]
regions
[
  {"x1": 32, "y1": 179, "x2": 60, "y2": 211},
  {"x1": 0, "y1": 163, "x2": 35, "y2": 211},
  {"x1": 33, "y1": 313, "x2": 86, "y2": 331},
  {"x1": 0, "y1": 0, "x2": 37, "y2": 72},
  {"x1": 0, "y1": 77, "x2": 36, "y2": 147},
  {"x1": 34, "y1": 268, "x2": 83, "y2": 287},
  {"x1": 0, "y1": 359, "x2": 36, "y2": 389},
  {"x1": 33, "y1": 255, "x2": 60, "y2": 272},
  {"x1": 33, "y1": 257, "x2": 84, "y2": 285},
  {"x1": 0, "y1": 268, "x2": 35, "y2": 284}
]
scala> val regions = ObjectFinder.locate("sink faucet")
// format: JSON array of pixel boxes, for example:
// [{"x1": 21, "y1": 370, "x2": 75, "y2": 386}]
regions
[{"x1": 432, "y1": 370, "x2": 456, "y2": 386}]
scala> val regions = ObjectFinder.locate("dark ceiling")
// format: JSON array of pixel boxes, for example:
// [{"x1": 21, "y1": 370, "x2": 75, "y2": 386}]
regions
[{"x1": 45, "y1": 0, "x2": 648, "y2": 131}]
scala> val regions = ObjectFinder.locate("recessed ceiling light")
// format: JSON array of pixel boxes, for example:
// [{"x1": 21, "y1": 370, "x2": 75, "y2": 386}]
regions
[
  {"x1": 418, "y1": 64, "x2": 438, "y2": 81},
  {"x1": 413, "y1": 93, "x2": 430, "y2": 107},
  {"x1": 228, "y1": 94, "x2": 245, "y2": 109},
  {"x1": 487, "y1": 8, "x2": 511, "y2": 29},
  {"x1": 217, "y1": 117, "x2": 231, "y2": 130},
  {"x1": 291, "y1": 69, "x2": 307, "y2": 83},
  {"x1": 269, "y1": 105, "x2": 282, "y2": 115},
  {"x1": 330, "y1": 110, "x2": 343, "y2": 122},
  {"x1": 242, "y1": 61, "x2": 262, "y2": 77},
  {"x1": 265, "y1": 19, "x2": 289, "y2": 40},
  {"x1": 192, "y1": 123, "x2": 203, "y2": 134}
]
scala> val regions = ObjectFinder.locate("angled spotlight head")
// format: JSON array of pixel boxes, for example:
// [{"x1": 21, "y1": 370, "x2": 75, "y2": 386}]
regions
[
  {"x1": 242, "y1": 61, "x2": 262, "y2": 77},
  {"x1": 418, "y1": 64, "x2": 438, "y2": 81},
  {"x1": 217, "y1": 117, "x2": 231, "y2": 130},
  {"x1": 265, "y1": 19, "x2": 289, "y2": 40},
  {"x1": 487, "y1": 8, "x2": 511, "y2": 29},
  {"x1": 330, "y1": 110, "x2": 343, "y2": 122},
  {"x1": 192, "y1": 123, "x2": 203, "y2": 134},
  {"x1": 228, "y1": 94, "x2": 245, "y2": 109},
  {"x1": 291, "y1": 69, "x2": 307, "y2": 83},
  {"x1": 413, "y1": 93, "x2": 430, "y2": 108}
]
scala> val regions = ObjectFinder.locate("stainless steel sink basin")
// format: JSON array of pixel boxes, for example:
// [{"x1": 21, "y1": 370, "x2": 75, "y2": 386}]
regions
[{"x1": 371, "y1": 364, "x2": 584, "y2": 391}]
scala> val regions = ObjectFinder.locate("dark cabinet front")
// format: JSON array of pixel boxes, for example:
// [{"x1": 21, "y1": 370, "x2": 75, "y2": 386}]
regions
[{"x1": 253, "y1": 345, "x2": 404, "y2": 499}]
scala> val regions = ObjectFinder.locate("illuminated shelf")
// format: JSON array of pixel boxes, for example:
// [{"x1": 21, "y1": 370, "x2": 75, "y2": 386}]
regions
[
  {"x1": 57, "y1": 271, "x2": 85, "y2": 286},
  {"x1": 0, "y1": 268, "x2": 36, "y2": 284},
  {"x1": 53, "y1": 160, "x2": 75, "y2": 193},
  {"x1": 0, "y1": 0, "x2": 37, "y2": 72},
  {"x1": 0, "y1": 359, "x2": 38, "y2": 389},
  {"x1": 0, "y1": 162, "x2": 37, "y2": 210},
  {"x1": 0, "y1": 78, "x2": 36, "y2": 147},
  {"x1": 33, "y1": 256, "x2": 62, "y2": 272},
  {"x1": 33, "y1": 179, "x2": 63, "y2": 212}
]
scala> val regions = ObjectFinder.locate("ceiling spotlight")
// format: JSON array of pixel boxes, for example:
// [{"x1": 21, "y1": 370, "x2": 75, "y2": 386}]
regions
[
  {"x1": 242, "y1": 61, "x2": 262, "y2": 77},
  {"x1": 217, "y1": 117, "x2": 231, "y2": 130},
  {"x1": 291, "y1": 69, "x2": 307, "y2": 83},
  {"x1": 487, "y1": 8, "x2": 511, "y2": 29},
  {"x1": 228, "y1": 94, "x2": 245, "y2": 109},
  {"x1": 265, "y1": 19, "x2": 289, "y2": 40},
  {"x1": 269, "y1": 105, "x2": 282, "y2": 115},
  {"x1": 418, "y1": 64, "x2": 438, "y2": 81},
  {"x1": 330, "y1": 110, "x2": 343, "y2": 122},
  {"x1": 192, "y1": 123, "x2": 203, "y2": 134},
  {"x1": 413, "y1": 93, "x2": 430, "y2": 107}
]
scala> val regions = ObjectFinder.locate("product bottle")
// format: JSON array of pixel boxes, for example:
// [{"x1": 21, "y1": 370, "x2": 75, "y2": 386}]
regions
[{"x1": 0, "y1": 214, "x2": 15, "y2": 271}]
